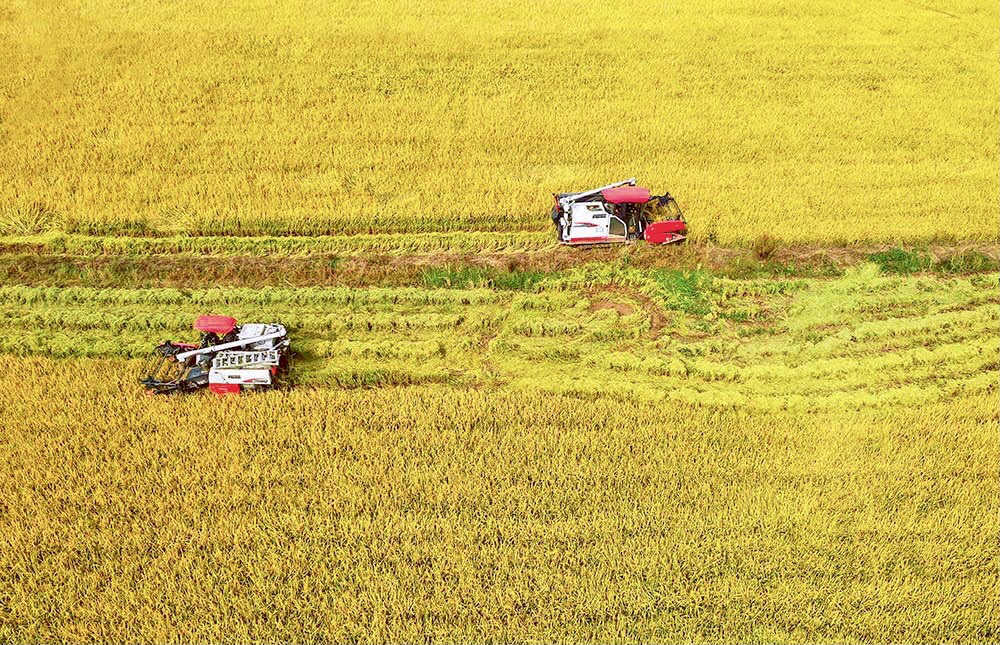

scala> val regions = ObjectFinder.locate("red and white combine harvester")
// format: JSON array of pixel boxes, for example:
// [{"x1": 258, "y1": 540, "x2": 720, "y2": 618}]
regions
[
  {"x1": 139, "y1": 316, "x2": 290, "y2": 394},
  {"x1": 552, "y1": 178, "x2": 687, "y2": 246}
]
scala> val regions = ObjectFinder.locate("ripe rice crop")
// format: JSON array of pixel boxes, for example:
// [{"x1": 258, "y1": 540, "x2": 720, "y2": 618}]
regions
[
  {"x1": 1, "y1": 0, "x2": 996, "y2": 244},
  {"x1": 0, "y1": 358, "x2": 995, "y2": 642},
  {"x1": 0, "y1": 231, "x2": 556, "y2": 257}
]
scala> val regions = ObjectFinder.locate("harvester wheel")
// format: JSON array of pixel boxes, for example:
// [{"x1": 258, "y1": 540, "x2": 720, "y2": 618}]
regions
[{"x1": 551, "y1": 207, "x2": 562, "y2": 241}]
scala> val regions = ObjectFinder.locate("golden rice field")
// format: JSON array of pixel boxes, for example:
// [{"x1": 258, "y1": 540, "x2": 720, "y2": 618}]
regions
[
  {"x1": 1, "y1": 0, "x2": 998, "y2": 243},
  {"x1": 0, "y1": 372, "x2": 996, "y2": 642},
  {"x1": 1, "y1": 0, "x2": 998, "y2": 641}
]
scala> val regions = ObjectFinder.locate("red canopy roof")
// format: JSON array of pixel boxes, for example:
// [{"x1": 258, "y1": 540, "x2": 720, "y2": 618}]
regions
[
  {"x1": 194, "y1": 315, "x2": 237, "y2": 335},
  {"x1": 602, "y1": 186, "x2": 651, "y2": 204}
]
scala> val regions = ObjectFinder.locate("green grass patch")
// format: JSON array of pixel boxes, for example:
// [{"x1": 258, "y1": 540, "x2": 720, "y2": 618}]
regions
[
  {"x1": 421, "y1": 266, "x2": 546, "y2": 291},
  {"x1": 650, "y1": 269, "x2": 713, "y2": 315},
  {"x1": 869, "y1": 247, "x2": 998, "y2": 276},
  {"x1": 867, "y1": 248, "x2": 933, "y2": 274}
]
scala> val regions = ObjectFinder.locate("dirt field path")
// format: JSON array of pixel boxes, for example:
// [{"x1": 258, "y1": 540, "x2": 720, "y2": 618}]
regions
[{"x1": 0, "y1": 240, "x2": 995, "y2": 289}]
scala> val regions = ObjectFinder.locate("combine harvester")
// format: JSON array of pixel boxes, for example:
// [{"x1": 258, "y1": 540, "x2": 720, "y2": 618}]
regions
[
  {"x1": 552, "y1": 178, "x2": 687, "y2": 245},
  {"x1": 140, "y1": 315, "x2": 290, "y2": 394}
]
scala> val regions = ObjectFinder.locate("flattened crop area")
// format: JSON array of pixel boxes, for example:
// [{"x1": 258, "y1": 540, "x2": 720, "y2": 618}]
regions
[{"x1": 0, "y1": 265, "x2": 995, "y2": 411}]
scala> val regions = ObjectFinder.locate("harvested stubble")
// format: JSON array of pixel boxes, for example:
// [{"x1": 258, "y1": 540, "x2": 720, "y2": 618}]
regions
[{"x1": 0, "y1": 266, "x2": 994, "y2": 411}]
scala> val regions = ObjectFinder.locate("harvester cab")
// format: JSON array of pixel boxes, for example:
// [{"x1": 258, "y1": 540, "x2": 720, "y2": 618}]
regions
[
  {"x1": 139, "y1": 315, "x2": 290, "y2": 394},
  {"x1": 552, "y1": 178, "x2": 687, "y2": 245}
]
